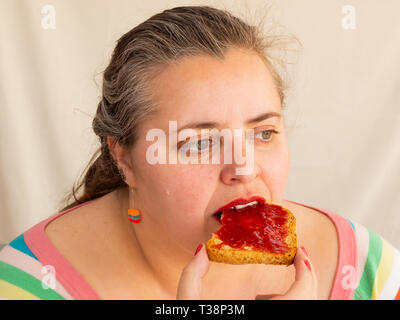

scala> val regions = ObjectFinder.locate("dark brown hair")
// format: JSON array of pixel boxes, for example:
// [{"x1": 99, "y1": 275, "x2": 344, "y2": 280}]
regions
[{"x1": 58, "y1": 5, "x2": 299, "y2": 212}]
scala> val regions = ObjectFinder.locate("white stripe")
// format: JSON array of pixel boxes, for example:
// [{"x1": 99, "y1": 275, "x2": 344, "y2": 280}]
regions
[
  {"x1": 379, "y1": 247, "x2": 400, "y2": 300},
  {"x1": 0, "y1": 245, "x2": 73, "y2": 300}
]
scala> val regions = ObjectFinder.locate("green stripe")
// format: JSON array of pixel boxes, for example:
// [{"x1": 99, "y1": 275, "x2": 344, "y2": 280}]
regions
[
  {"x1": 353, "y1": 229, "x2": 382, "y2": 300},
  {"x1": 0, "y1": 261, "x2": 65, "y2": 300}
]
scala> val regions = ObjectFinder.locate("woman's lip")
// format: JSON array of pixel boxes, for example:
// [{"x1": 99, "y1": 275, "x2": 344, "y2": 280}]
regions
[
  {"x1": 213, "y1": 213, "x2": 222, "y2": 223},
  {"x1": 214, "y1": 196, "x2": 266, "y2": 214}
]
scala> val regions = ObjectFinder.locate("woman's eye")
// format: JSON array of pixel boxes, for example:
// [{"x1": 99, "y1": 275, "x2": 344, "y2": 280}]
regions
[
  {"x1": 197, "y1": 139, "x2": 210, "y2": 150},
  {"x1": 180, "y1": 137, "x2": 212, "y2": 154},
  {"x1": 254, "y1": 129, "x2": 279, "y2": 142}
]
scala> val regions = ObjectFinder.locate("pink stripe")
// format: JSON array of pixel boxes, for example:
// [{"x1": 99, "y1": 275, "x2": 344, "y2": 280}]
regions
[
  {"x1": 285, "y1": 200, "x2": 358, "y2": 300},
  {"x1": 24, "y1": 200, "x2": 101, "y2": 300}
]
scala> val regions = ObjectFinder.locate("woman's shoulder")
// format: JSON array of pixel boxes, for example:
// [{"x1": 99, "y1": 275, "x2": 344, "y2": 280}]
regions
[
  {"x1": 282, "y1": 200, "x2": 341, "y2": 299},
  {"x1": 44, "y1": 192, "x2": 130, "y2": 269},
  {"x1": 281, "y1": 199, "x2": 341, "y2": 256},
  {"x1": 43, "y1": 191, "x2": 149, "y2": 299},
  {"x1": 282, "y1": 199, "x2": 400, "y2": 300},
  {"x1": 45, "y1": 190, "x2": 125, "y2": 238}
]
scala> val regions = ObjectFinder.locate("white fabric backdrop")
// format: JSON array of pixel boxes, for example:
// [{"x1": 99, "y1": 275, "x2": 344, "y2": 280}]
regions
[{"x1": 1, "y1": 0, "x2": 399, "y2": 248}]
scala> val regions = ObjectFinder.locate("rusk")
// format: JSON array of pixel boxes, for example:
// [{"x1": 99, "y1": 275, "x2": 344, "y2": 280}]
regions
[{"x1": 206, "y1": 205, "x2": 297, "y2": 265}]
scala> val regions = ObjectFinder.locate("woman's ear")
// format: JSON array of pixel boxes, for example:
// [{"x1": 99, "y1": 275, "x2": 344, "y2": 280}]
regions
[{"x1": 107, "y1": 136, "x2": 136, "y2": 188}]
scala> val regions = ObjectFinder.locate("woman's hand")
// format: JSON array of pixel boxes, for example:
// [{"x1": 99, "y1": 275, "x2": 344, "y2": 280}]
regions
[
  {"x1": 255, "y1": 246, "x2": 318, "y2": 300},
  {"x1": 176, "y1": 243, "x2": 210, "y2": 300},
  {"x1": 176, "y1": 243, "x2": 318, "y2": 300}
]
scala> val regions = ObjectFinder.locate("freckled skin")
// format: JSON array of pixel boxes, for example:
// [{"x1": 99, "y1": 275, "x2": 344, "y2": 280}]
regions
[{"x1": 124, "y1": 48, "x2": 290, "y2": 256}]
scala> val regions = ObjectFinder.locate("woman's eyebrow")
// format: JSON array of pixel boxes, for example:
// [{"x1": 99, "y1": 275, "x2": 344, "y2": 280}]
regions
[
  {"x1": 245, "y1": 111, "x2": 281, "y2": 124},
  {"x1": 176, "y1": 112, "x2": 281, "y2": 133}
]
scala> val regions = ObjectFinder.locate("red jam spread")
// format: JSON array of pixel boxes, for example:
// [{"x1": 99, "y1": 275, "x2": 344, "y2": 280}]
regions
[{"x1": 214, "y1": 202, "x2": 290, "y2": 253}]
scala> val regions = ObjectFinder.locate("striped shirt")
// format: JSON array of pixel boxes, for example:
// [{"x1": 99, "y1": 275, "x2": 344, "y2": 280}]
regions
[{"x1": 0, "y1": 200, "x2": 399, "y2": 300}]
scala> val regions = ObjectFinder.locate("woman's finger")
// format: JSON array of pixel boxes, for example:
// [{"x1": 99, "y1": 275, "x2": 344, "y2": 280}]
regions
[
  {"x1": 270, "y1": 246, "x2": 317, "y2": 300},
  {"x1": 176, "y1": 243, "x2": 210, "y2": 300}
]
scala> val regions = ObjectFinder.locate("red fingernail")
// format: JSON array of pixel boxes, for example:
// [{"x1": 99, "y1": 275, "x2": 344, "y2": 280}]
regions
[
  {"x1": 194, "y1": 244, "x2": 203, "y2": 256},
  {"x1": 300, "y1": 246, "x2": 308, "y2": 256},
  {"x1": 304, "y1": 259, "x2": 311, "y2": 271}
]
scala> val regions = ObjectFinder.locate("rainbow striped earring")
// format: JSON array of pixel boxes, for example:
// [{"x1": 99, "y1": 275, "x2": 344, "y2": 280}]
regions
[{"x1": 128, "y1": 188, "x2": 141, "y2": 223}]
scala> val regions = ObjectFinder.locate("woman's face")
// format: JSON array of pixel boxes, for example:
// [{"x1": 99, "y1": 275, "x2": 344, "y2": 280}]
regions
[{"x1": 128, "y1": 48, "x2": 290, "y2": 253}]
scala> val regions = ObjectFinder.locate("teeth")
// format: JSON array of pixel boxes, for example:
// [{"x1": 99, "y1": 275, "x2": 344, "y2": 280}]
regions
[
  {"x1": 215, "y1": 201, "x2": 261, "y2": 216},
  {"x1": 232, "y1": 201, "x2": 258, "y2": 210}
]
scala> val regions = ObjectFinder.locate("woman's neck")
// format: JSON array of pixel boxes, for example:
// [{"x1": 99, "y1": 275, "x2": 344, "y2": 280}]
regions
[{"x1": 114, "y1": 187, "x2": 264, "y2": 299}]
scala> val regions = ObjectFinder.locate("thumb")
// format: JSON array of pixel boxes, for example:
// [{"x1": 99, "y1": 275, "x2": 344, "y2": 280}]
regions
[
  {"x1": 176, "y1": 243, "x2": 210, "y2": 300},
  {"x1": 271, "y1": 245, "x2": 317, "y2": 300}
]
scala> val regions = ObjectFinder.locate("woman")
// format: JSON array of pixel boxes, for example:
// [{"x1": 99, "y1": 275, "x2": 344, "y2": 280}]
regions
[{"x1": 0, "y1": 5, "x2": 399, "y2": 300}]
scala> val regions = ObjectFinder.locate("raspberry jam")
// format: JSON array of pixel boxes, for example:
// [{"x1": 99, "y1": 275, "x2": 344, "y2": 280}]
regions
[{"x1": 213, "y1": 202, "x2": 290, "y2": 253}]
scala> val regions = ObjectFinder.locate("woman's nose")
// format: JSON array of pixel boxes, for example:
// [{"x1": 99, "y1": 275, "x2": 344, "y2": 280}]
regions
[
  {"x1": 220, "y1": 131, "x2": 260, "y2": 185},
  {"x1": 220, "y1": 162, "x2": 260, "y2": 185}
]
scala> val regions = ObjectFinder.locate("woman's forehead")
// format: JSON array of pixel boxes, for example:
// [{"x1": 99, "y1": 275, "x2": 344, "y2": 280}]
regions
[{"x1": 149, "y1": 48, "x2": 282, "y2": 124}]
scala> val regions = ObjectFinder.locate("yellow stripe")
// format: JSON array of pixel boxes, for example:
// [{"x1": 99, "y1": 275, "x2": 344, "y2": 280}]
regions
[
  {"x1": 0, "y1": 279, "x2": 40, "y2": 300},
  {"x1": 371, "y1": 238, "x2": 394, "y2": 299}
]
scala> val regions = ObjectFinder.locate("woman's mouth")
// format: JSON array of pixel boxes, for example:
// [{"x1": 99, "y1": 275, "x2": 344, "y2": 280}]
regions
[
  {"x1": 213, "y1": 211, "x2": 223, "y2": 222},
  {"x1": 212, "y1": 200, "x2": 262, "y2": 223}
]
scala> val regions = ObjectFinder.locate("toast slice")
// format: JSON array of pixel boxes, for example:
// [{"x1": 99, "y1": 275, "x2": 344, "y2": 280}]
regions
[{"x1": 206, "y1": 202, "x2": 297, "y2": 265}]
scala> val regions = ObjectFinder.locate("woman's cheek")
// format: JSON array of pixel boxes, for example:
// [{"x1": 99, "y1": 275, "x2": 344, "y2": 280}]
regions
[
  {"x1": 160, "y1": 167, "x2": 214, "y2": 248},
  {"x1": 168, "y1": 164, "x2": 216, "y2": 206},
  {"x1": 257, "y1": 144, "x2": 290, "y2": 200}
]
